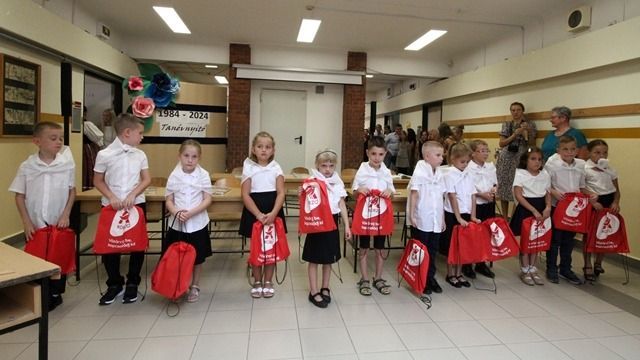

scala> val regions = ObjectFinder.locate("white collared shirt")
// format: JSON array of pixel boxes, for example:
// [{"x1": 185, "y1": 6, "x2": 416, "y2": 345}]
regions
[
  {"x1": 544, "y1": 154, "x2": 585, "y2": 205},
  {"x1": 408, "y1": 160, "x2": 446, "y2": 232},
  {"x1": 9, "y1": 146, "x2": 75, "y2": 229},
  {"x1": 352, "y1": 162, "x2": 395, "y2": 193},
  {"x1": 512, "y1": 168, "x2": 551, "y2": 199},
  {"x1": 467, "y1": 160, "x2": 497, "y2": 205},
  {"x1": 241, "y1": 158, "x2": 284, "y2": 193},
  {"x1": 585, "y1": 159, "x2": 617, "y2": 195},
  {"x1": 94, "y1": 137, "x2": 149, "y2": 206},
  {"x1": 443, "y1": 166, "x2": 477, "y2": 214},
  {"x1": 165, "y1": 164, "x2": 213, "y2": 233},
  {"x1": 310, "y1": 169, "x2": 347, "y2": 214}
]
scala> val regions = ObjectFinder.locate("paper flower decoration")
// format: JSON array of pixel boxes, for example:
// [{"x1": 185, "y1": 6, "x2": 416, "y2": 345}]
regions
[{"x1": 123, "y1": 63, "x2": 180, "y2": 131}]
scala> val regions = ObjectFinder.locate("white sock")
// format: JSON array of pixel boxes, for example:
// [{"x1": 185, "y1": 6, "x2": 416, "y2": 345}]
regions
[{"x1": 521, "y1": 267, "x2": 529, "y2": 273}]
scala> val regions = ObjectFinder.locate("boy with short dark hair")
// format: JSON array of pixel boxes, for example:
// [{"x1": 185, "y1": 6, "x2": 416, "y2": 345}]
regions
[
  {"x1": 10, "y1": 121, "x2": 76, "y2": 310},
  {"x1": 94, "y1": 113, "x2": 151, "y2": 305},
  {"x1": 544, "y1": 135, "x2": 586, "y2": 285}
]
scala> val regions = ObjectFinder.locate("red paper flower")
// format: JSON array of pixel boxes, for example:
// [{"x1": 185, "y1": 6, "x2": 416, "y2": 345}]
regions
[
  {"x1": 131, "y1": 96, "x2": 155, "y2": 118},
  {"x1": 128, "y1": 76, "x2": 144, "y2": 91}
]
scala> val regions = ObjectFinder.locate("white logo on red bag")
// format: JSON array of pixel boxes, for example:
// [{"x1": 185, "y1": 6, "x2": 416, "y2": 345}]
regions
[
  {"x1": 596, "y1": 213, "x2": 620, "y2": 240},
  {"x1": 566, "y1": 197, "x2": 587, "y2": 217},
  {"x1": 362, "y1": 195, "x2": 387, "y2": 219},
  {"x1": 110, "y1": 208, "x2": 140, "y2": 237},
  {"x1": 489, "y1": 222, "x2": 505, "y2": 246},
  {"x1": 261, "y1": 223, "x2": 277, "y2": 251},
  {"x1": 530, "y1": 218, "x2": 551, "y2": 239},
  {"x1": 302, "y1": 182, "x2": 321, "y2": 213},
  {"x1": 407, "y1": 243, "x2": 425, "y2": 266}
]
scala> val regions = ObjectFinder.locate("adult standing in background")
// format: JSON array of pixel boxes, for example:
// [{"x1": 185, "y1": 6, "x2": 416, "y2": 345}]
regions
[
  {"x1": 374, "y1": 124, "x2": 383, "y2": 137},
  {"x1": 416, "y1": 129, "x2": 429, "y2": 160},
  {"x1": 101, "y1": 109, "x2": 117, "y2": 147},
  {"x1": 438, "y1": 122, "x2": 456, "y2": 164},
  {"x1": 541, "y1": 106, "x2": 588, "y2": 161},
  {"x1": 363, "y1": 128, "x2": 370, "y2": 162},
  {"x1": 496, "y1": 102, "x2": 537, "y2": 217},
  {"x1": 384, "y1": 123, "x2": 402, "y2": 169},
  {"x1": 406, "y1": 128, "x2": 417, "y2": 174}
]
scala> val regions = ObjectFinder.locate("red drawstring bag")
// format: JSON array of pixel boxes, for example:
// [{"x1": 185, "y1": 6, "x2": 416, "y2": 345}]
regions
[
  {"x1": 248, "y1": 218, "x2": 290, "y2": 266},
  {"x1": 396, "y1": 239, "x2": 430, "y2": 294},
  {"x1": 585, "y1": 210, "x2": 629, "y2": 253},
  {"x1": 520, "y1": 217, "x2": 552, "y2": 253},
  {"x1": 93, "y1": 205, "x2": 149, "y2": 254},
  {"x1": 298, "y1": 178, "x2": 337, "y2": 234},
  {"x1": 151, "y1": 241, "x2": 196, "y2": 301},
  {"x1": 351, "y1": 190, "x2": 394, "y2": 236},
  {"x1": 553, "y1": 193, "x2": 592, "y2": 233},
  {"x1": 483, "y1": 217, "x2": 519, "y2": 261},
  {"x1": 24, "y1": 226, "x2": 76, "y2": 275},
  {"x1": 447, "y1": 223, "x2": 490, "y2": 264}
]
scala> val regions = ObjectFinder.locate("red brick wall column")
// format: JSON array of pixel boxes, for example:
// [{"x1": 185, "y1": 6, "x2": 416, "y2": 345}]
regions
[
  {"x1": 227, "y1": 43, "x2": 251, "y2": 171},
  {"x1": 342, "y1": 51, "x2": 367, "y2": 169}
]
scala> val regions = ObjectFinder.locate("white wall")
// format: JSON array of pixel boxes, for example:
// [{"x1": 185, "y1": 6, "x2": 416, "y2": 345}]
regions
[{"x1": 250, "y1": 81, "x2": 343, "y2": 170}]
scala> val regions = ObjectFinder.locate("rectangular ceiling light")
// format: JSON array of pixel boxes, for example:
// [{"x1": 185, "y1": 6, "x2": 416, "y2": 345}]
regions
[
  {"x1": 214, "y1": 75, "x2": 228, "y2": 84},
  {"x1": 404, "y1": 29, "x2": 447, "y2": 51},
  {"x1": 153, "y1": 6, "x2": 191, "y2": 34},
  {"x1": 205, "y1": 64, "x2": 218, "y2": 68},
  {"x1": 297, "y1": 19, "x2": 322, "y2": 43}
]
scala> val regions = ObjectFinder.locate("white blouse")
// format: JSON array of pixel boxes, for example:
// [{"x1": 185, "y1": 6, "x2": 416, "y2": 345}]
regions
[
  {"x1": 512, "y1": 168, "x2": 551, "y2": 199},
  {"x1": 9, "y1": 146, "x2": 75, "y2": 229},
  {"x1": 94, "y1": 137, "x2": 149, "y2": 206},
  {"x1": 585, "y1": 159, "x2": 617, "y2": 195},
  {"x1": 467, "y1": 160, "x2": 497, "y2": 205},
  {"x1": 241, "y1": 158, "x2": 284, "y2": 193},
  {"x1": 351, "y1": 162, "x2": 395, "y2": 193},
  {"x1": 443, "y1": 166, "x2": 477, "y2": 214},
  {"x1": 310, "y1": 169, "x2": 347, "y2": 215},
  {"x1": 408, "y1": 160, "x2": 446, "y2": 232},
  {"x1": 165, "y1": 164, "x2": 213, "y2": 233}
]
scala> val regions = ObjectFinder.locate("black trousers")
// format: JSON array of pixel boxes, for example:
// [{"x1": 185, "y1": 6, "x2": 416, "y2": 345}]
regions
[{"x1": 102, "y1": 203, "x2": 146, "y2": 287}]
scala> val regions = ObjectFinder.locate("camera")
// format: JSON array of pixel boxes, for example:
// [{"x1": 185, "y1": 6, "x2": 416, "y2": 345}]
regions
[{"x1": 507, "y1": 144, "x2": 519, "y2": 153}]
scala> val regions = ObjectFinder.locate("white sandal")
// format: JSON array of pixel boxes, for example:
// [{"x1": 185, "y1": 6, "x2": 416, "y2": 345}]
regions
[
  {"x1": 251, "y1": 282, "x2": 263, "y2": 299},
  {"x1": 262, "y1": 281, "x2": 275, "y2": 298},
  {"x1": 187, "y1": 285, "x2": 200, "y2": 303}
]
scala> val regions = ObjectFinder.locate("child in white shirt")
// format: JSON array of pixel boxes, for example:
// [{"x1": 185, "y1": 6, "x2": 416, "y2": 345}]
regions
[
  {"x1": 466, "y1": 139, "x2": 498, "y2": 279},
  {"x1": 10, "y1": 121, "x2": 75, "y2": 310},
  {"x1": 582, "y1": 139, "x2": 621, "y2": 281},
  {"x1": 407, "y1": 141, "x2": 446, "y2": 296},
  {"x1": 164, "y1": 140, "x2": 213, "y2": 302},
  {"x1": 442, "y1": 143, "x2": 480, "y2": 288},
  {"x1": 352, "y1": 136, "x2": 395, "y2": 296},
  {"x1": 543, "y1": 135, "x2": 586, "y2": 285},
  {"x1": 239, "y1": 132, "x2": 286, "y2": 299}
]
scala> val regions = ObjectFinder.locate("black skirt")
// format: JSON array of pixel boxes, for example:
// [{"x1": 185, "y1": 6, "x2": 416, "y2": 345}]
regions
[
  {"x1": 302, "y1": 214, "x2": 341, "y2": 264},
  {"x1": 163, "y1": 225, "x2": 212, "y2": 265},
  {"x1": 239, "y1": 191, "x2": 287, "y2": 237},
  {"x1": 510, "y1": 197, "x2": 546, "y2": 236}
]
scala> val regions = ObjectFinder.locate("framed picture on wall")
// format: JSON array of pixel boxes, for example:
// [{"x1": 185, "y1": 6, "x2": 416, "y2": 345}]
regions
[{"x1": 0, "y1": 54, "x2": 41, "y2": 136}]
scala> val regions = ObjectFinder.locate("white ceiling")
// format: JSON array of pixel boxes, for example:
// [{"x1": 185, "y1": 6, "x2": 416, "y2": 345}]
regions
[{"x1": 76, "y1": 0, "x2": 584, "y2": 89}]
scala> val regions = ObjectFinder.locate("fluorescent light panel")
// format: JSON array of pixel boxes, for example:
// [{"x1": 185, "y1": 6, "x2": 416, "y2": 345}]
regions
[
  {"x1": 365, "y1": 74, "x2": 374, "y2": 78},
  {"x1": 405, "y1": 29, "x2": 447, "y2": 51},
  {"x1": 205, "y1": 64, "x2": 218, "y2": 68},
  {"x1": 153, "y1": 6, "x2": 191, "y2": 34},
  {"x1": 214, "y1": 75, "x2": 228, "y2": 84},
  {"x1": 297, "y1": 19, "x2": 321, "y2": 43}
]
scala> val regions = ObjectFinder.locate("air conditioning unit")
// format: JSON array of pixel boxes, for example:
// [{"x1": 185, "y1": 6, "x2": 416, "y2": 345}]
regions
[
  {"x1": 97, "y1": 22, "x2": 111, "y2": 40},
  {"x1": 567, "y1": 6, "x2": 591, "y2": 32}
]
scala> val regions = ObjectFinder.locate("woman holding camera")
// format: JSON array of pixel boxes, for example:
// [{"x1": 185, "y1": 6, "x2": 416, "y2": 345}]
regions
[{"x1": 496, "y1": 102, "x2": 537, "y2": 218}]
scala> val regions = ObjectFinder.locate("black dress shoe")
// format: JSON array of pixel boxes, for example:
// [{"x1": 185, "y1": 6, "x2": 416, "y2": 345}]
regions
[
  {"x1": 308, "y1": 293, "x2": 328, "y2": 308},
  {"x1": 475, "y1": 263, "x2": 495, "y2": 278},
  {"x1": 429, "y1": 278, "x2": 443, "y2": 293},
  {"x1": 461, "y1": 264, "x2": 476, "y2": 279},
  {"x1": 320, "y1": 288, "x2": 331, "y2": 303}
]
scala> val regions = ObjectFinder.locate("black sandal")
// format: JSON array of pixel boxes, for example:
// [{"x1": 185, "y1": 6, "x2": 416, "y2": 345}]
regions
[
  {"x1": 594, "y1": 263, "x2": 605, "y2": 276},
  {"x1": 308, "y1": 293, "x2": 328, "y2": 308},
  {"x1": 446, "y1": 275, "x2": 462, "y2": 288},
  {"x1": 320, "y1": 288, "x2": 331, "y2": 303},
  {"x1": 583, "y1": 267, "x2": 596, "y2": 282},
  {"x1": 373, "y1": 278, "x2": 391, "y2": 295},
  {"x1": 457, "y1": 275, "x2": 471, "y2": 288}
]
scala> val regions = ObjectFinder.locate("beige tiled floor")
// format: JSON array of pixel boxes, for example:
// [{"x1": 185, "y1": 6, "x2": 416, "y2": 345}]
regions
[{"x1": 2, "y1": 215, "x2": 640, "y2": 360}]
